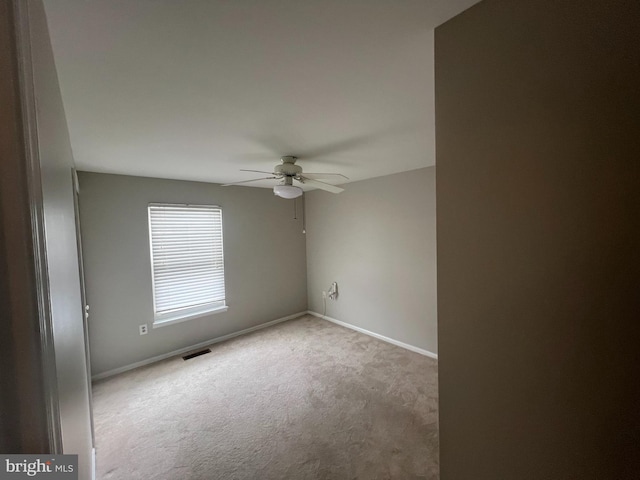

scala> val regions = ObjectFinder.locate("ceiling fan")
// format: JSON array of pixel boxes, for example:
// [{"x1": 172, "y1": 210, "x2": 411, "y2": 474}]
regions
[{"x1": 222, "y1": 156, "x2": 348, "y2": 199}]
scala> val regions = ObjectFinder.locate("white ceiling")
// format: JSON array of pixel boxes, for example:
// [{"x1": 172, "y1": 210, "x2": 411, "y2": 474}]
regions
[{"x1": 43, "y1": 0, "x2": 479, "y2": 189}]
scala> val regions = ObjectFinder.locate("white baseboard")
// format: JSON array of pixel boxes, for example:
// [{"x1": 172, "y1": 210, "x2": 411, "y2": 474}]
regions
[
  {"x1": 307, "y1": 310, "x2": 438, "y2": 360},
  {"x1": 91, "y1": 447, "x2": 96, "y2": 480},
  {"x1": 92, "y1": 311, "x2": 307, "y2": 381}
]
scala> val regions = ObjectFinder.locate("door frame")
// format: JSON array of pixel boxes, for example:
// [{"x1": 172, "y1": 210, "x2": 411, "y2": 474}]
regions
[
  {"x1": 72, "y1": 168, "x2": 95, "y2": 446},
  {"x1": 12, "y1": 0, "x2": 63, "y2": 451}
]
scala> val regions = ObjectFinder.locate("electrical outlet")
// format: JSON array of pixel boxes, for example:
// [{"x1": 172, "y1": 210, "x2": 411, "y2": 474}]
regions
[
  {"x1": 322, "y1": 291, "x2": 327, "y2": 299},
  {"x1": 139, "y1": 324, "x2": 148, "y2": 335}
]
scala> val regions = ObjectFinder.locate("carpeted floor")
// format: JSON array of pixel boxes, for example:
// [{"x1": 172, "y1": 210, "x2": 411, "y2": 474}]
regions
[{"x1": 92, "y1": 315, "x2": 439, "y2": 479}]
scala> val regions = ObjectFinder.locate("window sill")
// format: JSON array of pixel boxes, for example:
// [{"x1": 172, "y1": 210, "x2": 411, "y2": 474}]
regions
[{"x1": 152, "y1": 305, "x2": 228, "y2": 329}]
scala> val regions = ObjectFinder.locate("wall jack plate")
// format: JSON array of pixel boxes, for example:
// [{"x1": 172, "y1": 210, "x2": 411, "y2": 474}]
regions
[
  {"x1": 139, "y1": 324, "x2": 148, "y2": 335},
  {"x1": 328, "y1": 282, "x2": 338, "y2": 300}
]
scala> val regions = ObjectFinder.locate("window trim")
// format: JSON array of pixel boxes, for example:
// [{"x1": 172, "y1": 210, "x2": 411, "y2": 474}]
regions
[
  {"x1": 152, "y1": 304, "x2": 229, "y2": 328},
  {"x1": 148, "y1": 203, "x2": 227, "y2": 327}
]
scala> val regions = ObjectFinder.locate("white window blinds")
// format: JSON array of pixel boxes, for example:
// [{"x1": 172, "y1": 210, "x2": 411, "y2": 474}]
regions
[{"x1": 148, "y1": 204, "x2": 226, "y2": 321}]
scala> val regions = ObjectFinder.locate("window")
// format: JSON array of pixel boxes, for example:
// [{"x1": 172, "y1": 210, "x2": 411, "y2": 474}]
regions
[{"x1": 148, "y1": 203, "x2": 227, "y2": 326}]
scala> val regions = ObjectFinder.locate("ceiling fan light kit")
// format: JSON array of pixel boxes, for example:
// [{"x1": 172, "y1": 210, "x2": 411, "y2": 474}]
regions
[{"x1": 273, "y1": 184, "x2": 303, "y2": 199}]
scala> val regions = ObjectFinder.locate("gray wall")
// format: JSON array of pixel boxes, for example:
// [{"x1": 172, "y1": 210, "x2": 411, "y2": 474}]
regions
[
  {"x1": 78, "y1": 172, "x2": 307, "y2": 376},
  {"x1": 305, "y1": 167, "x2": 437, "y2": 354},
  {"x1": 29, "y1": 0, "x2": 94, "y2": 477},
  {"x1": 436, "y1": 0, "x2": 640, "y2": 478}
]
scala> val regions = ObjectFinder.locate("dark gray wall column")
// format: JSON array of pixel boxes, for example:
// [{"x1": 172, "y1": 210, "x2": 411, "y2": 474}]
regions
[{"x1": 435, "y1": 0, "x2": 640, "y2": 478}]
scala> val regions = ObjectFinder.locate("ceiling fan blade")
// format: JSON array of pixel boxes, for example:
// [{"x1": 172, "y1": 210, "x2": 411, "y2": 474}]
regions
[
  {"x1": 302, "y1": 172, "x2": 349, "y2": 180},
  {"x1": 298, "y1": 176, "x2": 344, "y2": 194},
  {"x1": 239, "y1": 169, "x2": 278, "y2": 175},
  {"x1": 221, "y1": 176, "x2": 277, "y2": 187}
]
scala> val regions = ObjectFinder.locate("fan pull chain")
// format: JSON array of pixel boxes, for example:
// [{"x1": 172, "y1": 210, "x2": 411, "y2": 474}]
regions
[{"x1": 302, "y1": 193, "x2": 306, "y2": 234}]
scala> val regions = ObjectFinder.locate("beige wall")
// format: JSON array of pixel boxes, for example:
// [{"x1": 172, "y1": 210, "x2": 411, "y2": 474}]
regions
[
  {"x1": 436, "y1": 0, "x2": 640, "y2": 478},
  {"x1": 305, "y1": 167, "x2": 437, "y2": 354},
  {"x1": 78, "y1": 172, "x2": 307, "y2": 376}
]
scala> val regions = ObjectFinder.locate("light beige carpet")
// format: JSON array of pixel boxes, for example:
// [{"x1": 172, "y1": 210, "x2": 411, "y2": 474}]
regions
[{"x1": 93, "y1": 315, "x2": 439, "y2": 479}]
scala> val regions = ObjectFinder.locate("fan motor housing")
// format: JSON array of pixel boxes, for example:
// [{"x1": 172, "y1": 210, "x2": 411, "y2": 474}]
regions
[{"x1": 274, "y1": 163, "x2": 302, "y2": 176}]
